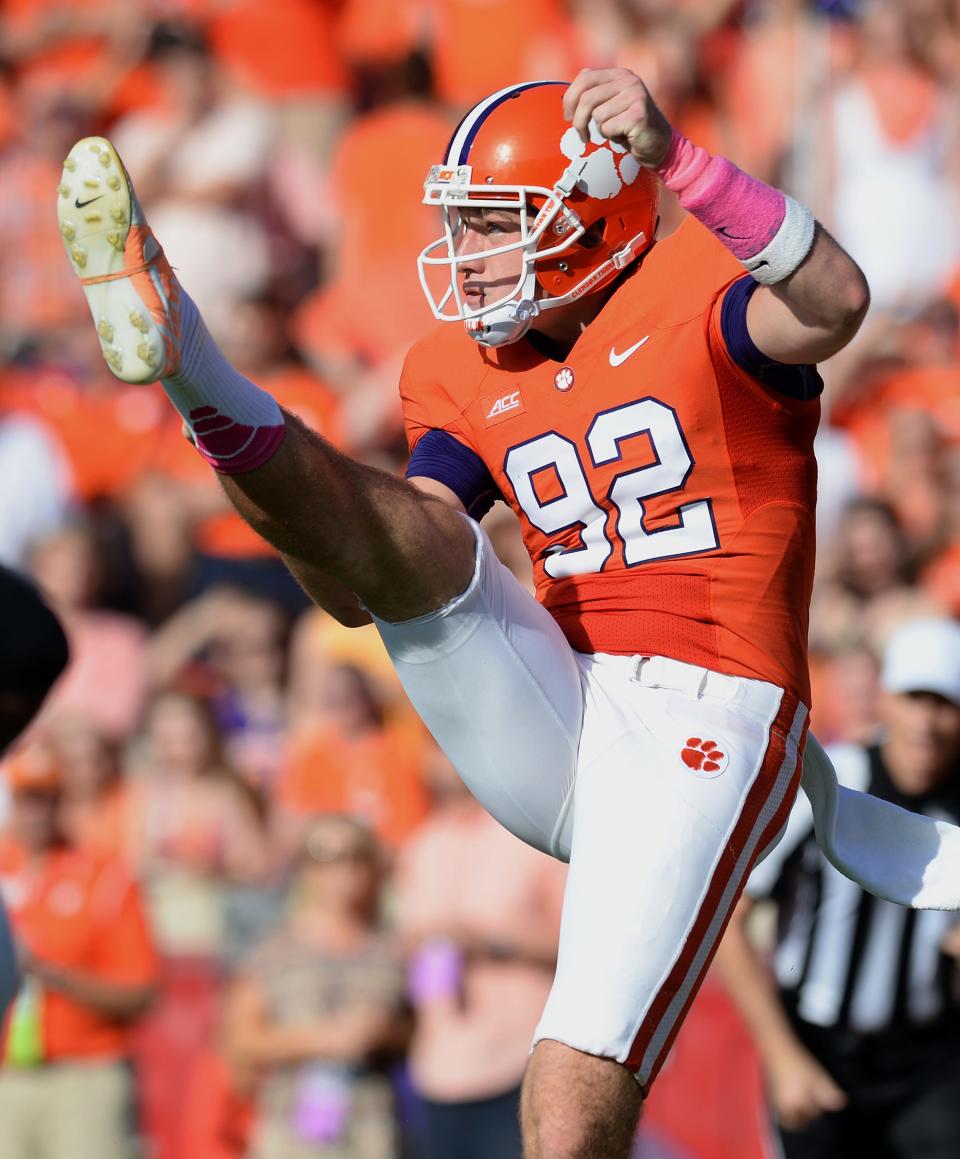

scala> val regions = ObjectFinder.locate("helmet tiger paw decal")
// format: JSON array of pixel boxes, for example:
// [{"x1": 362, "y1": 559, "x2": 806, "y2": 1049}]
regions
[
  {"x1": 680, "y1": 738, "x2": 729, "y2": 777},
  {"x1": 560, "y1": 121, "x2": 642, "y2": 200}
]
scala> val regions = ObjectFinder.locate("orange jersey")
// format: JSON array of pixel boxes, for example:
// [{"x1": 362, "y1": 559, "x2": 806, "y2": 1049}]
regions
[{"x1": 401, "y1": 218, "x2": 820, "y2": 703}]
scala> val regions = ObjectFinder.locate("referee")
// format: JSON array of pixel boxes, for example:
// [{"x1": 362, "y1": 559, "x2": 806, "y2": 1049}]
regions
[{"x1": 716, "y1": 616, "x2": 960, "y2": 1159}]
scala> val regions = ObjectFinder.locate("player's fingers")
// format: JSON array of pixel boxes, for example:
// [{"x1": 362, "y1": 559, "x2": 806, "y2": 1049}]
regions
[
  {"x1": 567, "y1": 80, "x2": 626, "y2": 142},
  {"x1": 590, "y1": 92, "x2": 646, "y2": 141},
  {"x1": 562, "y1": 68, "x2": 632, "y2": 121}
]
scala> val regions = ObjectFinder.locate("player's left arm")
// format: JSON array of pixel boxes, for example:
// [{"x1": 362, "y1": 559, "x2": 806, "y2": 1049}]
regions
[
  {"x1": 564, "y1": 68, "x2": 870, "y2": 365},
  {"x1": 742, "y1": 225, "x2": 869, "y2": 364}
]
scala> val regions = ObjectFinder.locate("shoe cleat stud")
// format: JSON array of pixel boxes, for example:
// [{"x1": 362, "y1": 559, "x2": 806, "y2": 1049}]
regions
[
  {"x1": 60, "y1": 222, "x2": 76, "y2": 242},
  {"x1": 88, "y1": 143, "x2": 101, "y2": 153},
  {"x1": 98, "y1": 321, "x2": 115, "y2": 341},
  {"x1": 84, "y1": 212, "x2": 103, "y2": 224},
  {"x1": 57, "y1": 184, "x2": 70, "y2": 198},
  {"x1": 98, "y1": 152, "x2": 111, "y2": 168},
  {"x1": 107, "y1": 175, "x2": 121, "y2": 191},
  {"x1": 137, "y1": 343, "x2": 157, "y2": 367},
  {"x1": 110, "y1": 207, "x2": 126, "y2": 224},
  {"x1": 106, "y1": 232, "x2": 122, "y2": 250},
  {"x1": 82, "y1": 178, "x2": 100, "y2": 190},
  {"x1": 70, "y1": 246, "x2": 87, "y2": 269},
  {"x1": 105, "y1": 349, "x2": 123, "y2": 373},
  {"x1": 129, "y1": 310, "x2": 148, "y2": 333},
  {"x1": 63, "y1": 158, "x2": 76, "y2": 172}
]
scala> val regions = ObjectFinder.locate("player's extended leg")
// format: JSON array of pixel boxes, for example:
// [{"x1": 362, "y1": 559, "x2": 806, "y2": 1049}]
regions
[
  {"x1": 59, "y1": 137, "x2": 587, "y2": 854},
  {"x1": 521, "y1": 655, "x2": 807, "y2": 1159},
  {"x1": 57, "y1": 138, "x2": 474, "y2": 625},
  {"x1": 374, "y1": 519, "x2": 586, "y2": 855}
]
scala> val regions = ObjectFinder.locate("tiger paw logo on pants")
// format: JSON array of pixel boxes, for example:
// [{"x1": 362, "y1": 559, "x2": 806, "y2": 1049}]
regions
[
  {"x1": 680, "y1": 738, "x2": 729, "y2": 777},
  {"x1": 560, "y1": 122, "x2": 642, "y2": 200}
]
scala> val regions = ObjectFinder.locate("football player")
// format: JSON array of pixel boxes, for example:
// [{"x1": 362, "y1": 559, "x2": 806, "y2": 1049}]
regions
[{"x1": 58, "y1": 69, "x2": 960, "y2": 1159}]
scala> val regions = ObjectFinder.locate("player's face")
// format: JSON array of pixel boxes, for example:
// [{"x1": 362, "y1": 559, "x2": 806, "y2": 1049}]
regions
[{"x1": 454, "y1": 207, "x2": 525, "y2": 309}]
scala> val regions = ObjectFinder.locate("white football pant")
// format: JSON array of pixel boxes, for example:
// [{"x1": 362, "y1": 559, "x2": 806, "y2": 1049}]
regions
[{"x1": 374, "y1": 520, "x2": 805, "y2": 1087}]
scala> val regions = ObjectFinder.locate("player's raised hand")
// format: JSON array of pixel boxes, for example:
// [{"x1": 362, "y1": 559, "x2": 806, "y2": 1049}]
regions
[{"x1": 562, "y1": 68, "x2": 673, "y2": 168}]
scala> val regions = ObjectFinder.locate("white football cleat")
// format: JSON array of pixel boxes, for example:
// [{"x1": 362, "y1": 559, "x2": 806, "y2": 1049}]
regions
[{"x1": 57, "y1": 137, "x2": 181, "y2": 384}]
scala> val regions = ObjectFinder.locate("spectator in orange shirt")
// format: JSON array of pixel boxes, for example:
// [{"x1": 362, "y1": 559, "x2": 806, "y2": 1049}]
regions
[
  {"x1": 45, "y1": 716, "x2": 130, "y2": 861},
  {"x1": 277, "y1": 662, "x2": 429, "y2": 858},
  {"x1": 0, "y1": 744, "x2": 158, "y2": 1159},
  {"x1": 290, "y1": 52, "x2": 456, "y2": 451}
]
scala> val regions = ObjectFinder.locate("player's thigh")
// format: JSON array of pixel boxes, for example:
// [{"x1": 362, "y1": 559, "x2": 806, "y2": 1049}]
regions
[
  {"x1": 373, "y1": 520, "x2": 583, "y2": 857},
  {"x1": 533, "y1": 657, "x2": 807, "y2": 1088}
]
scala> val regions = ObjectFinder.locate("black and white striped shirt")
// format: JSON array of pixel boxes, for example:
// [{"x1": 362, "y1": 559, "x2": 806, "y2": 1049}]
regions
[{"x1": 746, "y1": 743, "x2": 960, "y2": 1035}]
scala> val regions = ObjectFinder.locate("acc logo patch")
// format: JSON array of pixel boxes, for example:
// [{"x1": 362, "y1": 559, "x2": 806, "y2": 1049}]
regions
[
  {"x1": 680, "y1": 737, "x2": 728, "y2": 778},
  {"x1": 482, "y1": 389, "x2": 524, "y2": 426}
]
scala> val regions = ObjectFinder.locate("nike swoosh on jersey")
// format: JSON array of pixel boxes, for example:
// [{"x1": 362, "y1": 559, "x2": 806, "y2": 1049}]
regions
[{"x1": 609, "y1": 336, "x2": 650, "y2": 367}]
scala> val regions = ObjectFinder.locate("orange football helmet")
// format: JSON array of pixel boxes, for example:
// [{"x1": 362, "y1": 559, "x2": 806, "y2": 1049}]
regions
[{"x1": 417, "y1": 80, "x2": 660, "y2": 347}]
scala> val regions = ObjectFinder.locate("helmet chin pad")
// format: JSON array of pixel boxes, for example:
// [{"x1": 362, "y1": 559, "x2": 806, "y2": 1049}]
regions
[{"x1": 466, "y1": 298, "x2": 539, "y2": 347}]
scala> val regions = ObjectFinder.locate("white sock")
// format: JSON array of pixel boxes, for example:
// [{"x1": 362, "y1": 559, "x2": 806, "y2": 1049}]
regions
[{"x1": 160, "y1": 292, "x2": 286, "y2": 474}]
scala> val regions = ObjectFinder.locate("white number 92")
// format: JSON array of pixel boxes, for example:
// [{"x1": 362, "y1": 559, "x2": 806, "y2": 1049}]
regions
[{"x1": 503, "y1": 398, "x2": 719, "y2": 578}]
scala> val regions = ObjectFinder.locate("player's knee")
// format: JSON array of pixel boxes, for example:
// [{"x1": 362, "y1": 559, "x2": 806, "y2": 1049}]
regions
[{"x1": 521, "y1": 1040, "x2": 643, "y2": 1159}]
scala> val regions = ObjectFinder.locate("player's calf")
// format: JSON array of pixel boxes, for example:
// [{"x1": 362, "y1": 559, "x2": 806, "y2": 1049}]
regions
[{"x1": 521, "y1": 1041, "x2": 643, "y2": 1159}]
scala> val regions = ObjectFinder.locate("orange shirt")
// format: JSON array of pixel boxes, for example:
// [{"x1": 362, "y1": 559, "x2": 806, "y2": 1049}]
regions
[
  {"x1": 401, "y1": 218, "x2": 820, "y2": 703},
  {"x1": 0, "y1": 367, "x2": 171, "y2": 502},
  {"x1": 293, "y1": 101, "x2": 455, "y2": 369},
  {"x1": 0, "y1": 841, "x2": 158, "y2": 1062},
  {"x1": 427, "y1": 0, "x2": 582, "y2": 109},
  {"x1": 208, "y1": 0, "x2": 348, "y2": 99},
  {"x1": 832, "y1": 363, "x2": 960, "y2": 490},
  {"x1": 278, "y1": 722, "x2": 429, "y2": 849}
]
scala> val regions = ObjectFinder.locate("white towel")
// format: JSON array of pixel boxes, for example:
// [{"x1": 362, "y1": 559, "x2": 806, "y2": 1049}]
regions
[{"x1": 802, "y1": 734, "x2": 960, "y2": 911}]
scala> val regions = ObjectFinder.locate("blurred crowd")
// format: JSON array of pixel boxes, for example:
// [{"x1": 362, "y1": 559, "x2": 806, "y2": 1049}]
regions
[{"x1": 0, "y1": 0, "x2": 959, "y2": 1156}]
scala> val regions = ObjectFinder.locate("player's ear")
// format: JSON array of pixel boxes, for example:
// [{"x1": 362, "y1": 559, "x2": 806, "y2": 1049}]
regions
[{"x1": 578, "y1": 218, "x2": 605, "y2": 249}]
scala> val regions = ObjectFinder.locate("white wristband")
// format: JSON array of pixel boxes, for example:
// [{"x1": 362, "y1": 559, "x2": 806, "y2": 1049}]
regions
[{"x1": 741, "y1": 196, "x2": 816, "y2": 284}]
